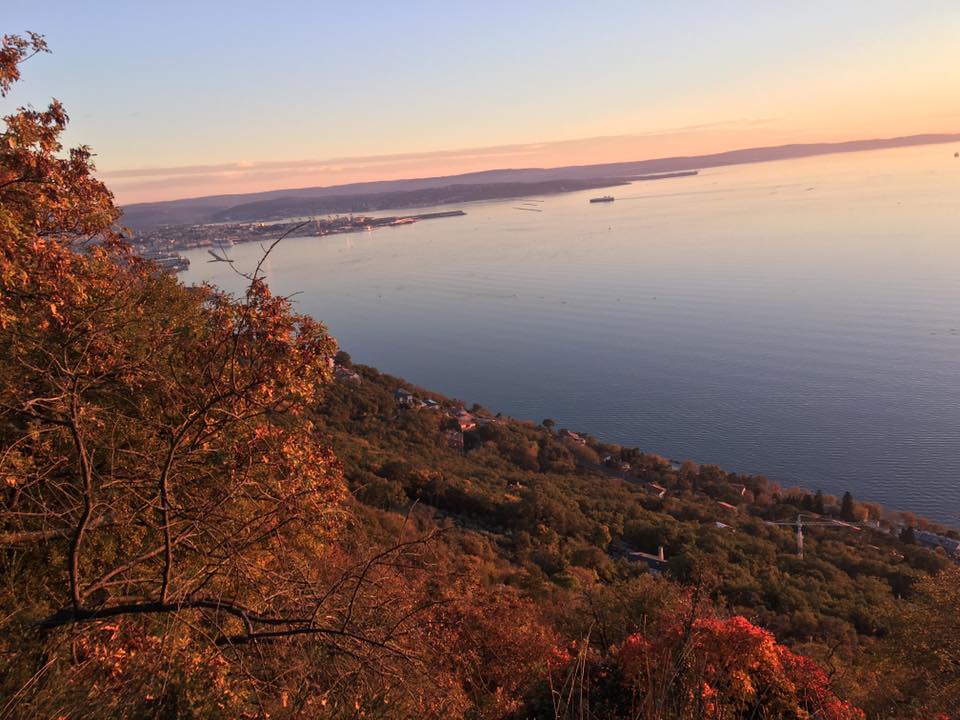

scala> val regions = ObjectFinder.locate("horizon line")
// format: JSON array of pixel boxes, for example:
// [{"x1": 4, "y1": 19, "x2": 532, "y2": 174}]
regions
[{"x1": 118, "y1": 130, "x2": 960, "y2": 209}]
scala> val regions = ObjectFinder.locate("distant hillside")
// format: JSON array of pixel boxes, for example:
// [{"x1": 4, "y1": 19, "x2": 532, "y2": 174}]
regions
[
  {"x1": 120, "y1": 133, "x2": 960, "y2": 229},
  {"x1": 209, "y1": 178, "x2": 631, "y2": 223}
]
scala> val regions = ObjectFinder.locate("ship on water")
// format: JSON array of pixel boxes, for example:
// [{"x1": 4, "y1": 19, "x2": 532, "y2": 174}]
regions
[{"x1": 590, "y1": 195, "x2": 615, "y2": 203}]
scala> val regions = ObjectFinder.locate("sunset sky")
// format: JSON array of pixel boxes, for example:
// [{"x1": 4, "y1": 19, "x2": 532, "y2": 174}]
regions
[{"x1": 5, "y1": 1, "x2": 960, "y2": 204}]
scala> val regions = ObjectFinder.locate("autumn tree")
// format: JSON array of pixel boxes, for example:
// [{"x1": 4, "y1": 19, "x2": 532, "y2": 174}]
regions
[
  {"x1": 542, "y1": 581, "x2": 864, "y2": 720},
  {"x1": 814, "y1": 488, "x2": 826, "y2": 515},
  {"x1": 0, "y1": 33, "x2": 500, "y2": 718},
  {"x1": 840, "y1": 491, "x2": 856, "y2": 521},
  {"x1": 866, "y1": 565, "x2": 960, "y2": 718}
]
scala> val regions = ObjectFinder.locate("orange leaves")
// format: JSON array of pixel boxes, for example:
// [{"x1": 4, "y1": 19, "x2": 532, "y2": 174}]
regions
[
  {"x1": 546, "y1": 609, "x2": 867, "y2": 719},
  {"x1": 546, "y1": 644, "x2": 574, "y2": 672},
  {"x1": 1, "y1": 34, "x2": 347, "y2": 715},
  {"x1": 54, "y1": 620, "x2": 247, "y2": 716},
  {"x1": 0, "y1": 32, "x2": 49, "y2": 97}
]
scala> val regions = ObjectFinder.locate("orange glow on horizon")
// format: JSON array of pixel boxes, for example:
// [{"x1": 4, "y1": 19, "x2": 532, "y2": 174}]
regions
[{"x1": 106, "y1": 122, "x2": 959, "y2": 205}]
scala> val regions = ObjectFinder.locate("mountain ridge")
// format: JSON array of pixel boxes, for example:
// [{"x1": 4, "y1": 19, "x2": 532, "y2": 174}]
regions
[{"x1": 119, "y1": 132, "x2": 960, "y2": 229}]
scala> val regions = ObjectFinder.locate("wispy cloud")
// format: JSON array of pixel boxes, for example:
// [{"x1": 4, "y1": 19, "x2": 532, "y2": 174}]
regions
[
  {"x1": 104, "y1": 119, "x2": 787, "y2": 203},
  {"x1": 100, "y1": 143, "x2": 551, "y2": 180}
]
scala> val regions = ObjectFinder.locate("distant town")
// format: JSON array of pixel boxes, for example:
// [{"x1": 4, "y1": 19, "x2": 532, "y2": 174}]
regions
[
  {"x1": 132, "y1": 210, "x2": 466, "y2": 272},
  {"x1": 129, "y1": 168, "x2": 709, "y2": 272}
]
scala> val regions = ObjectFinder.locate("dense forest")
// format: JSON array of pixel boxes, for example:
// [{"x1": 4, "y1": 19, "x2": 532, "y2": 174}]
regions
[
  {"x1": 315, "y1": 362, "x2": 959, "y2": 718},
  {"x1": 1, "y1": 33, "x2": 958, "y2": 719}
]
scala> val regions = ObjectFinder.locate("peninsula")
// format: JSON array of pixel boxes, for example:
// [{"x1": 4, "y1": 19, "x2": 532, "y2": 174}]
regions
[{"x1": 120, "y1": 133, "x2": 960, "y2": 230}]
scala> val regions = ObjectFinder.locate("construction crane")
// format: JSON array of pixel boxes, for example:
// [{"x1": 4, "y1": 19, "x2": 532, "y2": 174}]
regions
[{"x1": 764, "y1": 514, "x2": 861, "y2": 558}]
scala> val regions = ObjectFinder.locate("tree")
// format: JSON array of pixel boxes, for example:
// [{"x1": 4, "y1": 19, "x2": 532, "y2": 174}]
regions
[
  {"x1": 868, "y1": 566, "x2": 960, "y2": 717},
  {"x1": 813, "y1": 488, "x2": 826, "y2": 514},
  {"x1": 0, "y1": 31, "x2": 48, "y2": 95},
  {"x1": 1, "y1": 83, "x2": 345, "y2": 631},
  {"x1": 542, "y1": 584, "x2": 863, "y2": 720},
  {"x1": 679, "y1": 459, "x2": 700, "y2": 491},
  {"x1": 542, "y1": 418, "x2": 555, "y2": 431},
  {"x1": 0, "y1": 33, "x2": 472, "y2": 717},
  {"x1": 899, "y1": 525, "x2": 916, "y2": 544},
  {"x1": 840, "y1": 491, "x2": 856, "y2": 521}
]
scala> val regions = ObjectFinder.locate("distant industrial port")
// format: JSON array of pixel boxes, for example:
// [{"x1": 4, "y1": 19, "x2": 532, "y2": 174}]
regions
[{"x1": 133, "y1": 211, "x2": 467, "y2": 272}]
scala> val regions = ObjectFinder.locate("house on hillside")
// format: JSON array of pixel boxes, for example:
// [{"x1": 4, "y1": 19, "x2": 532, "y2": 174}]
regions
[
  {"x1": 628, "y1": 546, "x2": 668, "y2": 574},
  {"x1": 334, "y1": 365, "x2": 362, "y2": 384},
  {"x1": 645, "y1": 483, "x2": 667, "y2": 498},
  {"x1": 395, "y1": 388, "x2": 416, "y2": 407},
  {"x1": 560, "y1": 429, "x2": 587, "y2": 445},
  {"x1": 717, "y1": 500, "x2": 738, "y2": 512},
  {"x1": 915, "y1": 530, "x2": 960, "y2": 557},
  {"x1": 453, "y1": 409, "x2": 477, "y2": 432}
]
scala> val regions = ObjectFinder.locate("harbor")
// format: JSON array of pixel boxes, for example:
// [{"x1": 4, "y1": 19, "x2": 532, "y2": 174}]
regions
[{"x1": 133, "y1": 210, "x2": 467, "y2": 271}]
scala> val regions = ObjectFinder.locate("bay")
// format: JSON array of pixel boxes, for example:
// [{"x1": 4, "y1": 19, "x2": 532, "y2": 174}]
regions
[{"x1": 182, "y1": 143, "x2": 960, "y2": 524}]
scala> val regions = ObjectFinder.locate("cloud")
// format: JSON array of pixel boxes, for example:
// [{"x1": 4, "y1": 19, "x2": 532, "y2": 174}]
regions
[
  {"x1": 103, "y1": 118, "x2": 789, "y2": 203},
  {"x1": 100, "y1": 119, "x2": 781, "y2": 182},
  {"x1": 99, "y1": 143, "x2": 547, "y2": 180}
]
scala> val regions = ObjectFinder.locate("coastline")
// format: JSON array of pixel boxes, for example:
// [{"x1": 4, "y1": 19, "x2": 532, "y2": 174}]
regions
[
  {"x1": 376, "y1": 361, "x2": 960, "y2": 535},
  {"x1": 175, "y1": 142, "x2": 960, "y2": 529},
  {"x1": 323, "y1": 358, "x2": 960, "y2": 553},
  {"x1": 119, "y1": 132, "x2": 960, "y2": 229}
]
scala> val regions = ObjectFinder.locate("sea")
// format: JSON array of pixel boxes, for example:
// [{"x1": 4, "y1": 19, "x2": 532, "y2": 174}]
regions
[{"x1": 181, "y1": 143, "x2": 960, "y2": 525}]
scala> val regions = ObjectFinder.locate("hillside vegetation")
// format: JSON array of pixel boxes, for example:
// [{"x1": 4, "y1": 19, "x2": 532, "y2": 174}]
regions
[
  {"x1": 2, "y1": 33, "x2": 958, "y2": 719},
  {"x1": 316, "y1": 361, "x2": 959, "y2": 717}
]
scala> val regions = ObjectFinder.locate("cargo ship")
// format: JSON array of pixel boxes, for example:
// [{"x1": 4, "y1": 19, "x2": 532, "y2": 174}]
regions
[{"x1": 589, "y1": 195, "x2": 615, "y2": 203}]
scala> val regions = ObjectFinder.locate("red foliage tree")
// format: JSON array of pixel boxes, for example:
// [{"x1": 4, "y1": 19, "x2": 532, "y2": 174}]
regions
[
  {"x1": 546, "y1": 584, "x2": 863, "y2": 720},
  {"x1": 615, "y1": 614, "x2": 863, "y2": 719}
]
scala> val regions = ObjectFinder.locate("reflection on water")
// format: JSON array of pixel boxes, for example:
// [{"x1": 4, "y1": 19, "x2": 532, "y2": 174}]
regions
[{"x1": 182, "y1": 143, "x2": 960, "y2": 524}]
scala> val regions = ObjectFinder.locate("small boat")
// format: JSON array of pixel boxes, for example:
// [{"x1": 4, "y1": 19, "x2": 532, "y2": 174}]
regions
[{"x1": 590, "y1": 195, "x2": 615, "y2": 203}]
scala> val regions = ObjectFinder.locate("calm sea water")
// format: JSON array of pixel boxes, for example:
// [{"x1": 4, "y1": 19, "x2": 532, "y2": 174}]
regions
[{"x1": 182, "y1": 144, "x2": 960, "y2": 525}]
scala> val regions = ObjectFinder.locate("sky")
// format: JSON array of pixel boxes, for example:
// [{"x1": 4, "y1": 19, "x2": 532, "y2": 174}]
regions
[{"x1": 5, "y1": 1, "x2": 960, "y2": 204}]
